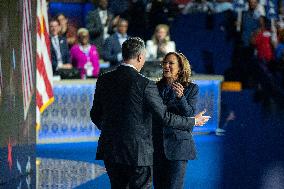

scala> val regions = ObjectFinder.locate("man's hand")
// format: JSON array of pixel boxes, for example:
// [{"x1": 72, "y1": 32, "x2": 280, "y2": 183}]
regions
[
  {"x1": 111, "y1": 16, "x2": 120, "y2": 27},
  {"x1": 194, "y1": 109, "x2": 210, "y2": 126}
]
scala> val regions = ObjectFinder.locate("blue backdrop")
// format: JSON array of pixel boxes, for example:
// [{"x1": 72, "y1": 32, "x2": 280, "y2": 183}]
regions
[{"x1": 38, "y1": 78, "x2": 222, "y2": 143}]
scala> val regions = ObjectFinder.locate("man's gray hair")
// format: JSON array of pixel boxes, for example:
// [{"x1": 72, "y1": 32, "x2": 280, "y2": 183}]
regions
[{"x1": 122, "y1": 37, "x2": 145, "y2": 60}]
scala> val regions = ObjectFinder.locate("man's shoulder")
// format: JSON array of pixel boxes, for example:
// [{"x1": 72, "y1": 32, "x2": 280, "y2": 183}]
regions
[
  {"x1": 137, "y1": 72, "x2": 151, "y2": 82},
  {"x1": 99, "y1": 68, "x2": 117, "y2": 79},
  {"x1": 138, "y1": 74, "x2": 157, "y2": 90}
]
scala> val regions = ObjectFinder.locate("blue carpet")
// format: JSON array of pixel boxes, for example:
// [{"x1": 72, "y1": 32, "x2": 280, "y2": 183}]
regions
[
  {"x1": 36, "y1": 135, "x2": 223, "y2": 189},
  {"x1": 185, "y1": 135, "x2": 223, "y2": 189}
]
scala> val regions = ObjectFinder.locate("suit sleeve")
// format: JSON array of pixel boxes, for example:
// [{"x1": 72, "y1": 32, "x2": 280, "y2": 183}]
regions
[
  {"x1": 86, "y1": 11, "x2": 103, "y2": 37},
  {"x1": 62, "y1": 38, "x2": 71, "y2": 64},
  {"x1": 145, "y1": 81, "x2": 195, "y2": 130},
  {"x1": 176, "y1": 84, "x2": 199, "y2": 117},
  {"x1": 90, "y1": 78, "x2": 103, "y2": 130},
  {"x1": 50, "y1": 45, "x2": 57, "y2": 72}
]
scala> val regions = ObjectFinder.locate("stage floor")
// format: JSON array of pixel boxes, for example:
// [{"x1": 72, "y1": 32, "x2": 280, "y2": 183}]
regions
[{"x1": 36, "y1": 135, "x2": 224, "y2": 189}]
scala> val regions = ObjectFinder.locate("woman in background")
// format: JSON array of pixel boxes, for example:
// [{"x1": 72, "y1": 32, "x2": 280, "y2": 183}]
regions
[
  {"x1": 153, "y1": 52, "x2": 199, "y2": 189},
  {"x1": 70, "y1": 28, "x2": 100, "y2": 78},
  {"x1": 146, "y1": 24, "x2": 176, "y2": 60},
  {"x1": 251, "y1": 16, "x2": 275, "y2": 64},
  {"x1": 56, "y1": 13, "x2": 78, "y2": 48}
]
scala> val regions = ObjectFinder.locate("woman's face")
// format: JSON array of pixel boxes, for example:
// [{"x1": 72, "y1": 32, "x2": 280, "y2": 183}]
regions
[
  {"x1": 57, "y1": 15, "x2": 67, "y2": 27},
  {"x1": 156, "y1": 27, "x2": 167, "y2": 42},
  {"x1": 79, "y1": 33, "x2": 89, "y2": 45},
  {"x1": 162, "y1": 54, "x2": 180, "y2": 81}
]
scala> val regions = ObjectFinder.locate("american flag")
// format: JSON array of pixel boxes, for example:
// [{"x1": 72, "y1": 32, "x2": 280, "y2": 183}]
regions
[
  {"x1": 36, "y1": 0, "x2": 54, "y2": 129},
  {"x1": 21, "y1": 0, "x2": 34, "y2": 120}
]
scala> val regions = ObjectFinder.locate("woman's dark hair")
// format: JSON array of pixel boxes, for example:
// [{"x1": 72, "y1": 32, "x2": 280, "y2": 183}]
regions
[{"x1": 160, "y1": 52, "x2": 192, "y2": 87}]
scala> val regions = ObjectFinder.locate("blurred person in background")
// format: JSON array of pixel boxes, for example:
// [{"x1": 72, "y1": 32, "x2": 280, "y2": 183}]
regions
[
  {"x1": 240, "y1": 0, "x2": 262, "y2": 48},
  {"x1": 275, "y1": 29, "x2": 284, "y2": 63},
  {"x1": 272, "y1": 29, "x2": 284, "y2": 87},
  {"x1": 153, "y1": 52, "x2": 199, "y2": 189},
  {"x1": 70, "y1": 28, "x2": 100, "y2": 78},
  {"x1": 277, "y1": 2, "x2": 284, "y2": 29},
  {"x1": 102, "y1": 18, "x2": 129, "y2": 67},
  {"x1": 120, "y1": 0, "x2": 147, "y2": 40},
  {"x1": 146, "y1": 24, "x2": 176, "y2": 61},
  {"x1": 86, "y1": 0, "x2": 120, "y2": 55},
  {"x1": 237, "y1": 0, "x2": 263, "y2": 87},
  {"x1": 56, "y1": 13, "x2": 78, "y2": 49},
  {"x1": 251, "y1": 16, "x2": 275, "y2": 64},
  {"x1": 214, "y1": 0, "x2": 233, "y2": 13},
  {"x1": 108, "y1": 0, "x2": 129, "y2": 15},
  {"x1": 146, "y1": 0, "x2": 171, "y2": 38},
  {"x1": 182, "y1": 0, "x2": 214, "y2": 14},
  {"x1": 49, "y1": 18, "x2": 72, "y2": 74}
]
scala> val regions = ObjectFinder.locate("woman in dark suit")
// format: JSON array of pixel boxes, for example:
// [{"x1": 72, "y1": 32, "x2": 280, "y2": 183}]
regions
[{"x1": 153, "y1": 52, "x2": 199, "y2": 189}]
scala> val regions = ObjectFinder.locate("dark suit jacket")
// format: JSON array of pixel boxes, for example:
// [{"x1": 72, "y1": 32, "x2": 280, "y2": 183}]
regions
[
  {"x1": 50, "y1": 36, "x2": 70, "y2": 72},
  {"x1": 90, "y1": 65, "x2": 195, "y2": 166},
  {"x1": 102, "y1": 33, "x2": 127, "y2": 67},
  {"x1": 153, "y1": 82, "x2": 199, "y2": 160},
  {"x1": 85, "y1": 9, "x2": 114, "y2": 55}
]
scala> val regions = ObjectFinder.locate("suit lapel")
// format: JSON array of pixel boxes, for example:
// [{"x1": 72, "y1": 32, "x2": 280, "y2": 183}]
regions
[
  {"x1": 95, "y1": 10, "x2": 103, "y2": 28},
  {"x1": 58, "y1": 36, "x2": 64, "y2": 53}
]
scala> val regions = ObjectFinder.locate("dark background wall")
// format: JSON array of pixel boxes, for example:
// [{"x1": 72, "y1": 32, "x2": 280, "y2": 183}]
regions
[{"x1": 0, "y1": 0, "x2": 36, "y2": 187}]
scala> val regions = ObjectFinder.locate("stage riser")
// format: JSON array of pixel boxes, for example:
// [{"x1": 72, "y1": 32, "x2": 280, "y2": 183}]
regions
[{"x1": 39, "y1": 77, "x2": 222, "y2": 144}]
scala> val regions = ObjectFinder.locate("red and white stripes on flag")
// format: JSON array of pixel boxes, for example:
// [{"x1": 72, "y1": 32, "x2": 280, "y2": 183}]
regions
[
  {"x1": 21, "y1": 0, "x2": 34, "y2": 120},
  {"x1": 36, "y1": 0, "x2": 54, "y2": 128}
]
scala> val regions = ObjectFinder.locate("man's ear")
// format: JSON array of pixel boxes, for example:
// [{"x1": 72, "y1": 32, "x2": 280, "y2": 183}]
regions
[{"x1": 137, "y1": 53, "x2": 142, "y2": 62}]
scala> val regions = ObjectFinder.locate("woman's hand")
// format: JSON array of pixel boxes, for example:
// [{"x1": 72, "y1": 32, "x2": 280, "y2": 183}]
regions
[
  {"x1": 158, "y1": 43, "x2": 167, "y2": 53},
  {"x1": 172, "y1": 82, "x2": 184, "y2": 98}
]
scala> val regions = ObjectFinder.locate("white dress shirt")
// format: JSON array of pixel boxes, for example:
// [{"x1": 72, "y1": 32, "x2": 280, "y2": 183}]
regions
[
  {"x1": 52, "y1": 35, "x2": 63, "y2": 68},
  {"x1": 121, "y1": 63, "x2": 138, "y2": 71},
  {"x1": 99, "y1": 9, "x2": 109, "y2": 40}
]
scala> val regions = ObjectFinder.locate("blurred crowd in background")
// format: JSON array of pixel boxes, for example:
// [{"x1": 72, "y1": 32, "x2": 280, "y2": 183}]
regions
[{"x1": 48, "y1": 0, "x2": 284, "y2": 108}]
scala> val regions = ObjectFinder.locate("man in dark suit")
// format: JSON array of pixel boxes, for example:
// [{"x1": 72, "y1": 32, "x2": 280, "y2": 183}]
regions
[
  {"x1": 90, "y1": 37, "x2": 209, "y2": 189},
  {"x1": 49, "y1": 18, "x2": 72, "y2": 73},
  {"x1": 85, "y1": 0, "x2": 119, "y2": 55},
  {"x1": 102, "y1": 18, "x2": 129, "y2": 67}
]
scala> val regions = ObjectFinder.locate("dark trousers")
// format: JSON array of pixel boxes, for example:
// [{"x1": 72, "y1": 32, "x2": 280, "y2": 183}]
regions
[
  {"x1": 153, "y1": 153, "x2": 188, "y2": 189},
  {"x1": 239, "y1": 46, "x2": 257, "y2": 88},
  {"x1": 104, "y1": 161, "x2": 152, "y2": 189}
]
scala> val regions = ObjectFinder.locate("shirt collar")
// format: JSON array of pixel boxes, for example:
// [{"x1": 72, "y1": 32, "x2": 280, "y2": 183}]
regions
[
  {"x1": 121, "y1": 63, "x2": 138, "y2": 71},
  {"x1": 79, "y1": 44, "x2": 91, "y2": 52},
  {"x1": 98, "y1": 8, "x2": 107, "y2": 12}
]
